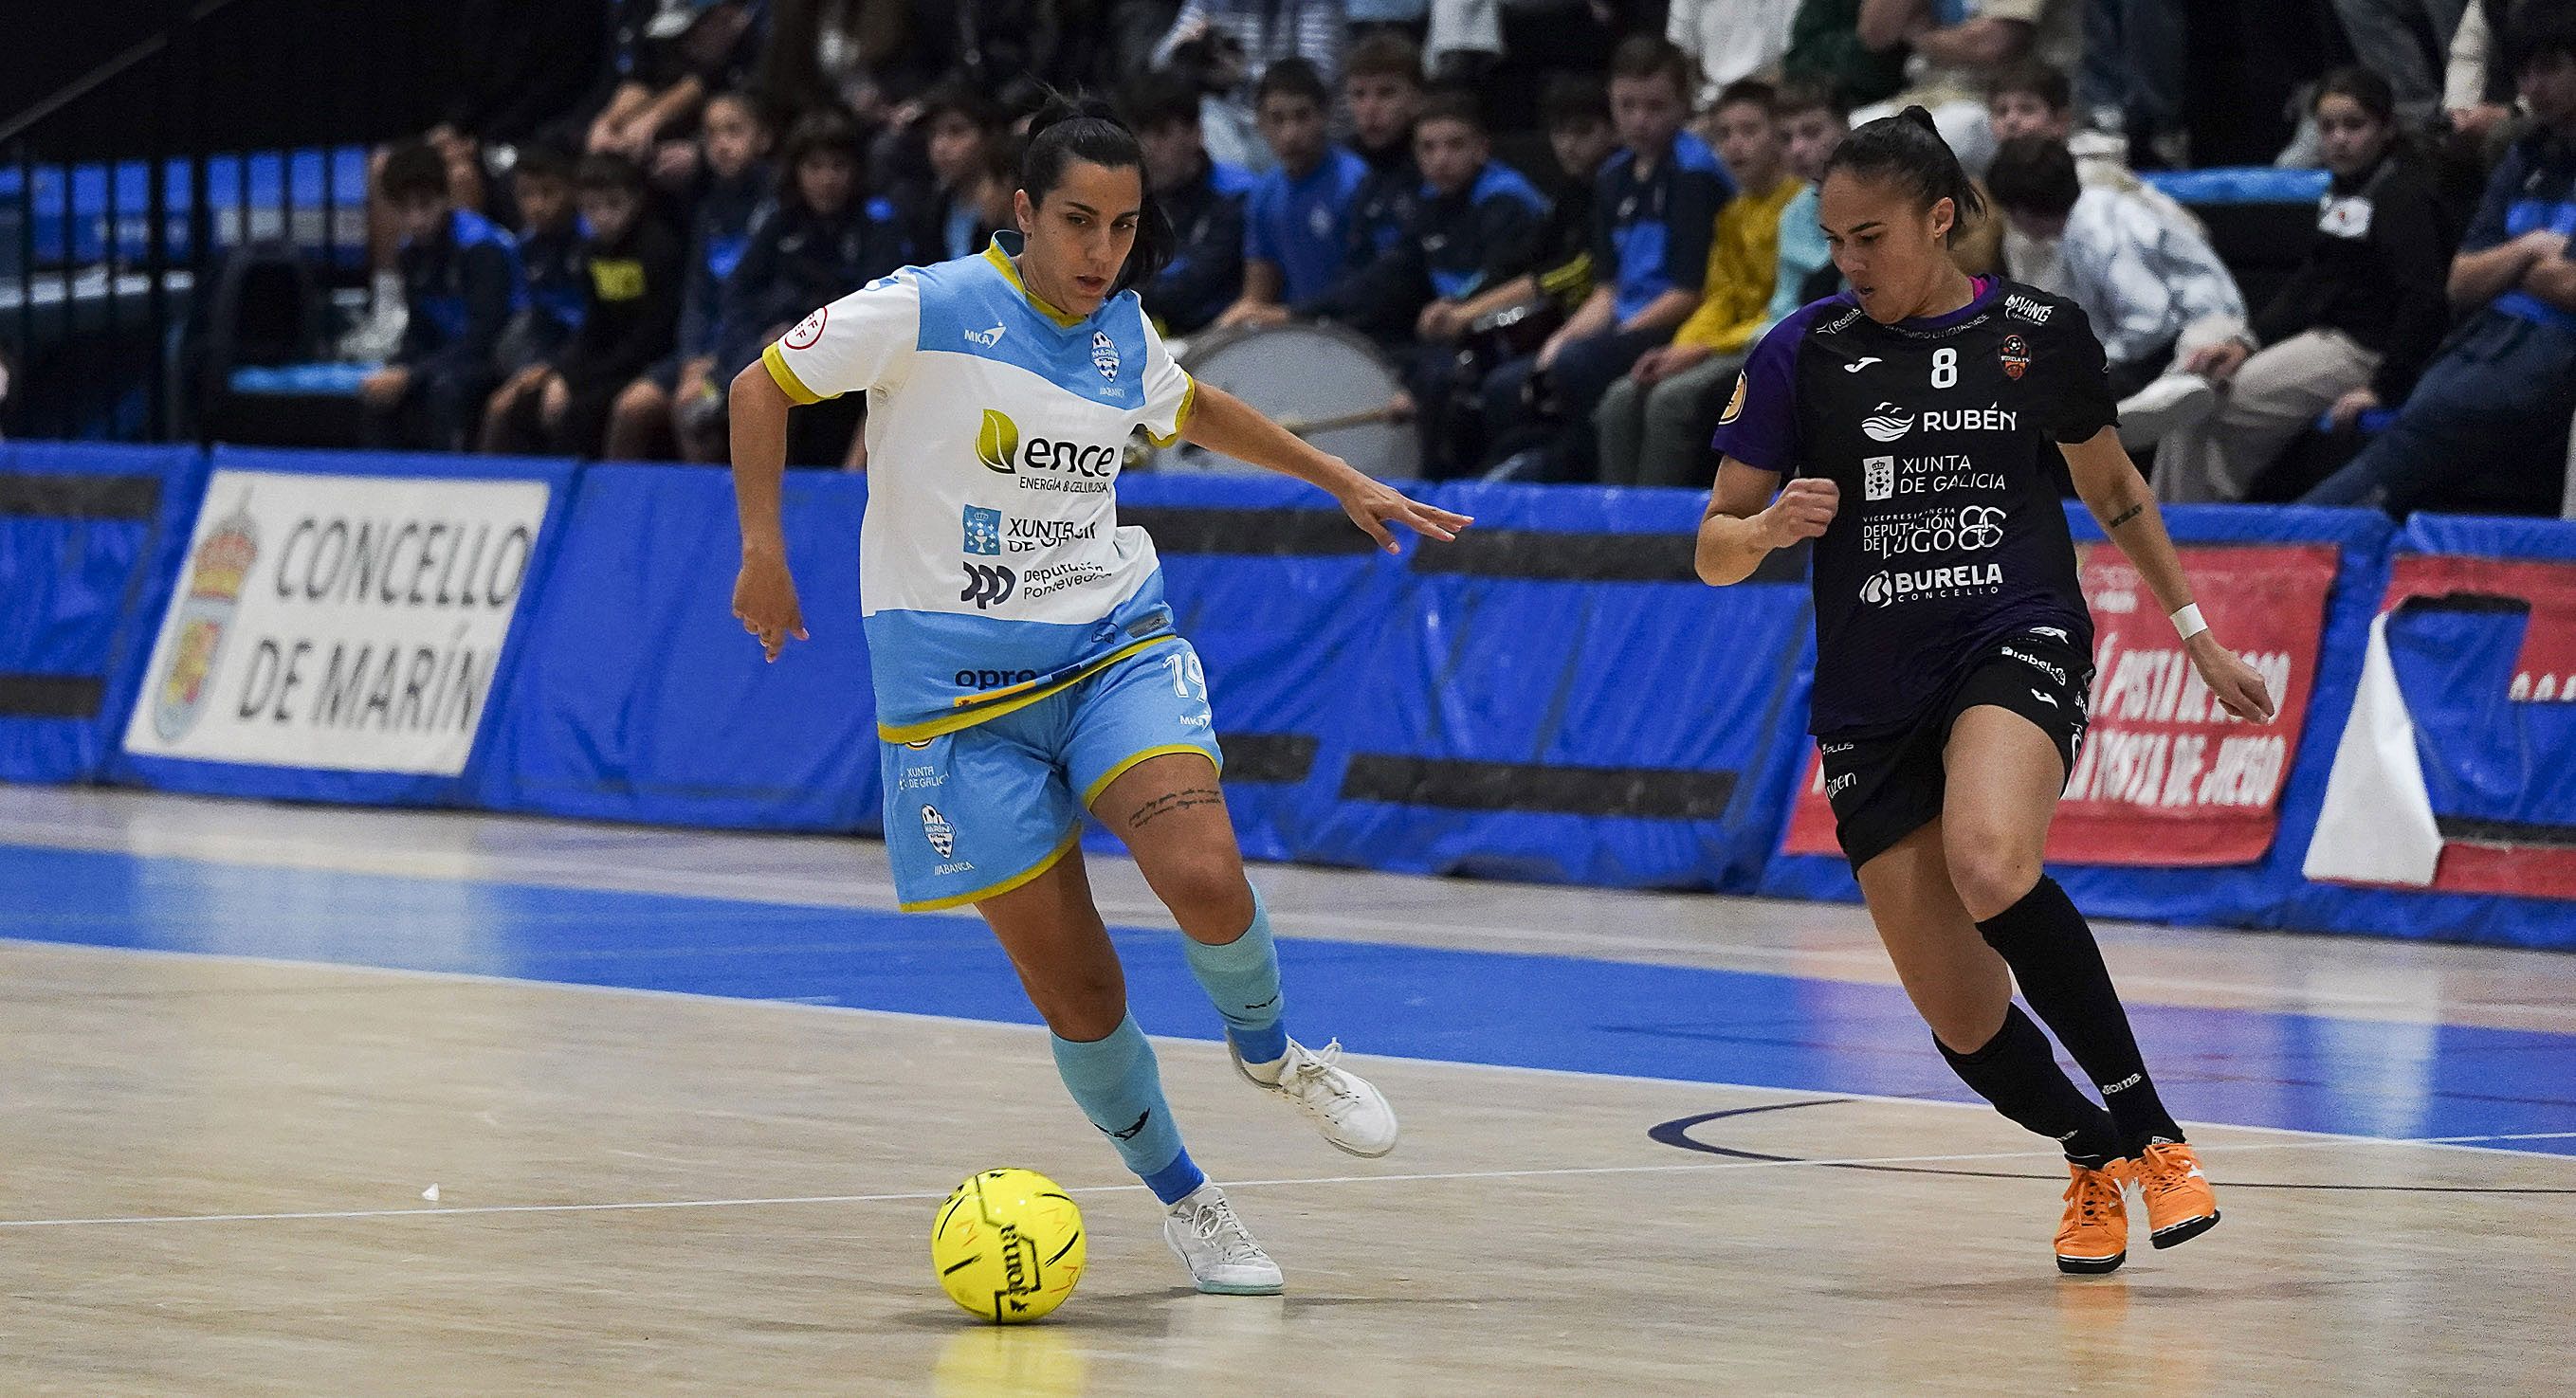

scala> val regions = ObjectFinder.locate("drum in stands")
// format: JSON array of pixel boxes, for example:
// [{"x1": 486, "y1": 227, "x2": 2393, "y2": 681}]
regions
[{"x1": 1150, "y1": 321, "x2": 1419, "y2": 479}]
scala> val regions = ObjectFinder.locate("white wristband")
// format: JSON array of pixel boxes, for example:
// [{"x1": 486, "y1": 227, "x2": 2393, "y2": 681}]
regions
[{"x1": 2171, "y1": 604, "x2": 2209, "y2": 642}]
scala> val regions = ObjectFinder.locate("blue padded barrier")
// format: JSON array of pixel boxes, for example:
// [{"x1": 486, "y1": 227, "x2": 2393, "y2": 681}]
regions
[
  {"x1": 0, "y1": 441, "x2": 205, "y2": 783},
  {"x1": 476, "y1": 463, "x2": 886, "y2": 832}
]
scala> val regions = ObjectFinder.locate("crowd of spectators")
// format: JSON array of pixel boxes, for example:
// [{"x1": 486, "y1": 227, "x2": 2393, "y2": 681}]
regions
[{"x1": 345, "y1": 0, "x2": 2576, "y2": 517}]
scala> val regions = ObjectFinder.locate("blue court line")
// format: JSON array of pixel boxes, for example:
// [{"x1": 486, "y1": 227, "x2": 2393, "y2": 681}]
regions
[{"x1": 4, "y1": 841, "x2": 2571, "y2": 1156}]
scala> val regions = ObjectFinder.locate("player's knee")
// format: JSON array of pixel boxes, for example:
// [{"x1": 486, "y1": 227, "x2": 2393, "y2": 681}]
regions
[
  {"x1": 1151, "y1": 854, "x2": 1252, "y2": 938},
  {"x1": 1944, "y1": 833, "x2": 2040, "y2": 922},
  {"x1": 1029, "y1": 974, "x2": 1126, "y2": 1043}
]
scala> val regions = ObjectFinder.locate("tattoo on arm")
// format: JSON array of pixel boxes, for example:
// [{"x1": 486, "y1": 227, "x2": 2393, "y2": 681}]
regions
[
  {"x1": 1126, "y1": 787, "x2": 1225, "y2": 831},
  {"x1": 2105, "y1": 502, "x2": 2144, "y2": 530}
]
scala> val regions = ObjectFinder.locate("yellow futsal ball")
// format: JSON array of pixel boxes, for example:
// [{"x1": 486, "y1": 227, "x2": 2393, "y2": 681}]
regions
[{"x1": 932, "y1": 1169, "x2": 1086, "y2": 1323}]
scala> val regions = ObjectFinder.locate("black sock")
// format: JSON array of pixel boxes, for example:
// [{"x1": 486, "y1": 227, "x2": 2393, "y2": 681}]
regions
[
  {"x1": 1936, "y1": 1005, "x2": 2124, "y2": 1166},
  {"x1": 1976, "y1": 876, "x2": 2185, "y2": 1154}
]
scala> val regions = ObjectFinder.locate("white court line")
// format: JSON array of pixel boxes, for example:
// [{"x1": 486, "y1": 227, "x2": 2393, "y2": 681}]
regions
[
  {"x1": 16, "y1": 935, "x2": 2576, "y2": 1164},
  {"x1": 0, "y1": 812, "x2": 2549, "y2": 1022},
  {"x1": 6, "y1": 1130, "x2": 2570, "y2": 1230}
]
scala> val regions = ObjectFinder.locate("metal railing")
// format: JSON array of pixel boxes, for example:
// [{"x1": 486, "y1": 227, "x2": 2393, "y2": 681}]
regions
[{"x1": 2, "y1": 0, "x2": 349, "y2": 444}]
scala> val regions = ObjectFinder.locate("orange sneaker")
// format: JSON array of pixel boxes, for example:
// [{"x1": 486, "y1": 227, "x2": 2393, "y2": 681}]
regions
[
  {"x1": 2055, "y1": 1159, "x2": 2131, "y2": 1275},
  {"x1": 2137, "y1": 1140, "x2": 2220, "y2": 1249}
]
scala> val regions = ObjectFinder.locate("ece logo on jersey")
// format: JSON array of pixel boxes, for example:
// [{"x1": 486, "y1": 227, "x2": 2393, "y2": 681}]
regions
[
  {"x1": 975, "y1": 409, "x2": 1118, "y2": 493},
  {"x1": 1859, "y1": 562, "x2": 2004, "y2": 608}
]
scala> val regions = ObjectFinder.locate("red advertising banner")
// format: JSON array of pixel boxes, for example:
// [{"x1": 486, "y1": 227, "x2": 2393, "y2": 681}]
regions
[{"x1": 1782, "y1": 543, "x2": 2340, "y2": 866}]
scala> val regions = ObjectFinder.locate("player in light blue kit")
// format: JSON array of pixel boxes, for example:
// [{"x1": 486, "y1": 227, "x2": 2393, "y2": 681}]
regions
[{"x1": 726, "y1": 97, "x2": 1471, "y2": 1297}]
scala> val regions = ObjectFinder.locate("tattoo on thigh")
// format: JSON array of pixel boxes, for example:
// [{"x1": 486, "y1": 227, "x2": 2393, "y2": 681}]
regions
[{"x1": 1127, "y1": 787, "x2": 1224, "y2": 830}]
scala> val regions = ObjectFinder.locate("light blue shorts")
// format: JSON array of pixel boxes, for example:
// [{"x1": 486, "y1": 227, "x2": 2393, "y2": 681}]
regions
[{"x1": 883, "y1": 639, "x2": 1222, "y2": 911}]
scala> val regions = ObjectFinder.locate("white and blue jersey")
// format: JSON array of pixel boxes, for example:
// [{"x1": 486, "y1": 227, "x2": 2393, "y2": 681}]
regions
[{"x1": 761, "y1": 232, "x2": 1220, "y2": 909}]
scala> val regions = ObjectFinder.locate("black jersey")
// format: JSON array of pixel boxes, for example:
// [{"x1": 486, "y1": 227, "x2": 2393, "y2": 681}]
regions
[{"x1": 1710, "y1": 278, "x2": 2118, "y2": 736}]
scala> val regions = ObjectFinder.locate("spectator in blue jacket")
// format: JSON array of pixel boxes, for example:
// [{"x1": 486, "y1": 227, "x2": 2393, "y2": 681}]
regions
[
  {"x1": 714, "y1": 107, "x2": 915, "y2": 381},
  {"x1": 1126, "y1": 72, "x2": 1252, "y2": 336},
  {"x1": 1342, "y1": 31, "x2": 1428, "y2": 273},
  {"x1": 494, "y1": 144, "x2": 589, "y2": 379},
  {"x1": 360, "y1": 140, "x2": 527, "y2": 452},
  {"x1": 2303, "y1": 11, "x2": 2576, "y2": 516},
  {"x1": 1215, "y1": 59, "x2": 1371, "y2": 329},
  {"x1": 1481, "y1": 35, "x2": 1734, "y2": 478},
  {"x1": 607, "y1": 87, "x2": 775, "y2": 461}
]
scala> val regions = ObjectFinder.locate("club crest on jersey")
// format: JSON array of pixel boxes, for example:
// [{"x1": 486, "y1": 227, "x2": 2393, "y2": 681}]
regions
[
  {"x1": 1720, "y1": 373, "x2": 1746, "y2": 425},
  {"x1": 921, "y1": 804, "x2": 955, "y2": 857},
  {"x1": 1091, "y1": 330, "x2": 1120, "y2": 380},
  {"x1": 2000, "y1": 334, "x2": 2031, "y2": 381}
]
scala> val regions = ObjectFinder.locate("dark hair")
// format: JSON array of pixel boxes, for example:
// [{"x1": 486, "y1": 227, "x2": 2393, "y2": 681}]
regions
[
  {"x1": 512, "y1": 142, "x2": 578, "y2": 187},
  {"x1": 1771, "y1": 77, "x2": 1847, "y2": 121},
  {"x1": 2505, "y1": 4, "x2": 2576, "y2": 75},
  {"x1": 2311, "y1": 64, "x2": 2398, "y2": 125},
  {"x1": 1415, "y1": 87, "x2": 1486, "y2": 134},
  {"x1": 1713, "y1": 78, "x2": 1779, "y2": 118},
  {"x1": 920, "y1": 80, "x2": 1008, "y2": 134},
  {"x1": 1343, "y1": 31, "x2": 1423, "y2": 87},
  {"x1": 379, "y1": 139, "x2": 448, "y2": 202},
  {"x1": 1607, "y1": 35, "x2": 1693, "y2": 100},
  {"x1": 575, "y1": 151, "x2": 647, "y2": 194},
  {"x1": 1540, "y1": 73, "x2": 1611, "y2": 131},
  {"x1": 1822, "y1": 106, "x2": 1991, "y2": 239},
  {"x1": 781, "y1": 107, "x2": 867, "y2": 172},
  {"x1": 1984, "y1": 60, "x2": 2072, "y2": 113},
  {"x1": 1119, "y1": 69, "x2": 1202, "y2": 134},
  {"x1": 1019, "y1": 91, "x2": 1173, "y2": 295},
  {"x1": 1984, "y1": 134, "x2": 2081, "y2": 219},
  {"x1": 1255, "y1": 57, "x2": 1331, "y2": 111}
]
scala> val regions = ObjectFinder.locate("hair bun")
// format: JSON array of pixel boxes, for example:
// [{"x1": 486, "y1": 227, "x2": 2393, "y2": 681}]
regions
[
  {"x1": 1897, "y1": 104, "x2": 1940, "y2": 134},
  {"x1": 1026, "y1": 87, "x2": 1123, "y2": 141}
]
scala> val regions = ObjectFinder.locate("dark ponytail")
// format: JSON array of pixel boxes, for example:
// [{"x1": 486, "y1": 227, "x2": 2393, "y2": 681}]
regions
[
  {"x1": 1017, "y1": 89, "x2": 1174, "y2": 294},
  {"x1": 1821, "y1": 104, "x2": 1988, "y2": 245}
]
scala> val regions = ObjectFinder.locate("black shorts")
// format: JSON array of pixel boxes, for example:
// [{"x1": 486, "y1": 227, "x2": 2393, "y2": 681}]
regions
[{"x1": 1817, "y1": 626, "x2": 2092, "y2": 870}]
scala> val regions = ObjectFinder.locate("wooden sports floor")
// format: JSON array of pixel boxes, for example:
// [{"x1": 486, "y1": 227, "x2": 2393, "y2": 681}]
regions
[{"x1": 3, "y1": 787, "x2": 2570, "y2": 1396}]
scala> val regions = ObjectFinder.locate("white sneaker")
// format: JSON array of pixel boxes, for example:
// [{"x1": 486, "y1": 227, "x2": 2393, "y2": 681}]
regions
[
  {"x1": 2116, "y1": 372, "x2": 2218, "y2": 450},
  {"x1": 1233, "y1": 1036, "x2": 1400, "y2": 1158},
  {"x1": 1162, "y1": 1183, "x2": 1284, "y2": 1295}
]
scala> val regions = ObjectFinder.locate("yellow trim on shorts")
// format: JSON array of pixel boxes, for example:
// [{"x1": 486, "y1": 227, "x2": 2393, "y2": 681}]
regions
[
  {"x1": 875, "y1": 634, "x2": 1181, "y2": 744},
  {"x1": 761, "y1": 342, "x2": 824, "y2": 405},
  {"x1": 900, "y1": 826, "x2": 1084, "y2": 913},
  {"x1": 1142, "y1": 374, "x2": 1197, "y2": 447},
  {"x1": 1082, "y1": 743, "x2": 1219, "y2": 808}
]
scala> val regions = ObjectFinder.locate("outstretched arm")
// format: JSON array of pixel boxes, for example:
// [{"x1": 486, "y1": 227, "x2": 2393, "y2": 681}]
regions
[
  {"x1": 2058, "y1": 427, "x2": 2274, "y2": 721},
  {"x1": 1178, "y1": 382, "x2": 1473, "y2": 553},
  {"x1": 726, "y1": 361, "x2": 806, "y2": 662}
]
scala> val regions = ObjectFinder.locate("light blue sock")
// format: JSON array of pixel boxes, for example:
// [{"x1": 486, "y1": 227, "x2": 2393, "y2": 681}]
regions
[
  {"x1": 1183, "y1": 884, "x2": 1288, "y2": 1066},
  {"x1": 1050, "y1": 1014, "x2": 1204, "y2": 1205}
]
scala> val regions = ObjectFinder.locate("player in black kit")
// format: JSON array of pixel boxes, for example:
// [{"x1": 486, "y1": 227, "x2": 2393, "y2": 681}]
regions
[{"x1": 1699, "y1": 109, "x2": 2275, "y2": 1275}]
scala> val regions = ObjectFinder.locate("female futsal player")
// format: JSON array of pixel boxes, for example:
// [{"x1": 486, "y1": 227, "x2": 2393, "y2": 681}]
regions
[
  {"x1": 1698, "y1": 109, "x2": 2275, "y2": 1275},
  {"x1": 725, "y1": 98, "x2": 1471, "y2": 1296}
]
